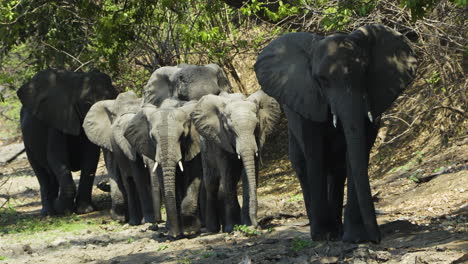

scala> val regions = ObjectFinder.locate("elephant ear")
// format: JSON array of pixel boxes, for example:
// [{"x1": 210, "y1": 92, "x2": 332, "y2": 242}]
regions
[
  {"x1": 83, "y1": 100, "x2": 115, "y2": 151},
  {"x1": 352, "y1": 24, "x2": 417, "y2": 118},
  {"x1": 179, "y1": 101, "x2": 200, "y2": 161},
  {"x1": 254, "y1": 33, "x2": 328, "y2": 121},
  {"x1": 112, "y1": 115, "x2": 137, "y2": 161},
  {"x1": 248, "y1": 90, "x2": 281, "y2": 147},
  {"x1": 205, "y1": 64, "x2": 233, "y2": 93},
  {"x1": 124, "y1": 105, "x2": 156, "y2": 159},
  {"x1": 143, "y1": 66, "x2": 180, "y2": 106},
  {"x1": 191, "y1": 95, "x2": 234, "y2": 152},
  {"x1": 17, "y1": 69, "x2": 81, "y2": 135}
]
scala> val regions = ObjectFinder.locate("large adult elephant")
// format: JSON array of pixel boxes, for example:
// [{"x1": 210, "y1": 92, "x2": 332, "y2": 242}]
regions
[
  {"x1": 143, "y1": 63, "x2": 232, "y2": 106},
  {"x1": 254, "y1": 24, "x2": 417, "y2": 243},
  {"x1": 124, "y1": 99, "x2": 202, "y2": 238},
  {"x1": 83, "y1": 91, "x2": 156, "y2": 225},
  {"x1": 191, "y1": 91, "x2": 280, "y2": 233},
  {"x1": 18, "y1": 69, "x2": 118, "y2": 215}
]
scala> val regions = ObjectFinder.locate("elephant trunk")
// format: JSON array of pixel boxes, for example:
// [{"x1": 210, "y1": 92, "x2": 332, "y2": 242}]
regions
[
  {"x1": 240, "y1": 152, "x2": 258, "y2": 227},
  {"x1": 161, "y1": 164, "x2": 181, "y2": 238},
  {"x1": 338, "y1": 95, "x2": 380, "y2": 243}
]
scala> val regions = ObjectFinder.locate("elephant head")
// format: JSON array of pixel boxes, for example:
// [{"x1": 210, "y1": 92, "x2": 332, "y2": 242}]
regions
[
  {"x1": 124, "y1": 99, "x2": 200, "y2": 237},
  {"x1": 83, "y1": 91, "x2": 142, "y2": 160},
  {"x1": 143, "y1": 63, "x2": 232, "y2": 106},
  {"x1": 17, "y1": 69, "x2": 117, "y2": 136},
  {"x1": 191, "y1": 91, "x2": 280, "y2": 227},
  {"x1": 254, "y1": 24, "x2": 417, "y2": 242}
]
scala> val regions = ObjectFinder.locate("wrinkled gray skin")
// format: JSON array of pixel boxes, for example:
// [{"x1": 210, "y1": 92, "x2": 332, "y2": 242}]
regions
[
  {"x1": 18, "y1": 69, "x2": 117, "y2": 215},
  {"x1": 191, "y1": 91, "x2": 280, "y2": 233},
  {"x1": 254, "y1": 24, "x2": 417, "y2": 243},
  {"x1": 83, "y1": 91, "x2": 156, "y2": 225},
  {"x1": 143, "y1": 63, "x2": 232, "y2": 106},
  {"x1": 124, "y1": 99, "x2": 202, "y2": 238}
]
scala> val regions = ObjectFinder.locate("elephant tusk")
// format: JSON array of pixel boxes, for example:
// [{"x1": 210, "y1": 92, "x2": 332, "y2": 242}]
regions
[
  {"x1": 367, "y1": 111, "x2": 373, "y2": 123},
  {"x1": 152, "y1": 162, "x2": 158, "y2": 172},
  {"x1": 178, "y1": 161, "x2": 184, "y2": 172},
  {"x1": 238, "y1": 155, "x2": 241, "y2": 160},
  {"x1": 255, "y1": 152, "x2": 258, "y2": 157},
  {"x1": 333, "y1": 114, "x2": 337, "y2": 128}
]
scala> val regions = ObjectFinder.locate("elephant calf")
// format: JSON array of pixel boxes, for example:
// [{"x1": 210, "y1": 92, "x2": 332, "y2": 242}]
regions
[
  {"x1": 83, "y1": 91, "x2": 157, "y2": 225},
  {"x1": 124, "y1": 99, "x2": 203, "y2": 238},
  {"x1": 191, "y1": 90, "x2": 280, "y2": 233}
]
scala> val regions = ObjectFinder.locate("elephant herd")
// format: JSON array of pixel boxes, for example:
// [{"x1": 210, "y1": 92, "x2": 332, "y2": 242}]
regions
[{"x1": 18, "y1": 24, "x2": 417, "y2": 244}]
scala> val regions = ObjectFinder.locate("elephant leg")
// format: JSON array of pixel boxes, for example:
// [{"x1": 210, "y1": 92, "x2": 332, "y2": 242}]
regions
[
  {"x1": 324, "y1": 131, "x2": 346, "y2": 240},
  {"x1": 122, "y1": 175, "x2": 143, "y2": 225},
  {"x1": 219, "y1": 158, "x2": 241, "y2": 233},
  {"x1": 47, "y1": 129, "x2": 76, "y2": 214},
  {"x1": 287, "y1": 114, "x2": 329, "y2": 241},
  {"x1": 75, "y1": 140, "x2": 99, "y2": 214},
  {"x1": 103, "y1": 150, "x2": 127, "y2": 222},
  {"x1": 203, "y1": 165, "x2": 221, "y2": 233},
  {"x1": 132, "y1": 158, "x2": 155, "y2": 224},
  {"x1": 180, "y1": 176, "x2": 201, "y2": 235},
  {"x1": 26, "y1": 152, "x2": 58, "y2": 216},
  {"x1": 198, "y1": 179, "x2": 207, "y2": 228},
  {"x1": 145, "y1": 158, "x2": 162, "y2": 223}
]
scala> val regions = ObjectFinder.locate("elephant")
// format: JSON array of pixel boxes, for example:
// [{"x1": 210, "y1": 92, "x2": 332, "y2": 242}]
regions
[
  {"x1": 143, "y1": 63, "x2": 232, "y2": 106},
  {"x1": 18, "y1": 68, "x2": 118, "y2": 215},
  {"x1": 83, "y1": 91, "x2": 157, "y2": 225},
  {"x1": 124, "y1": 99, "x2": 202, "y2": 238},
  {"x1": 191, "y1": 90, "x2": 280, "y2": 233},
  {"x1": 254, "y1": 24, "x2": 417, "y2": 243}
]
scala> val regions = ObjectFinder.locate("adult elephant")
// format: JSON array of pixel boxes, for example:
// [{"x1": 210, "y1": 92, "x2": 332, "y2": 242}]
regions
[
  {"x1": 143, "y1": 63, "x2": 232, "y2": 106},
  {"x1": 18, "y1": 69, "x2": 118, "y2": 215},
  {"x1": 83, "y1": 91, "x2": 157, "y2": 225},
  {"x1": 254, "y1": 24, "x2": 417, "y2": 243},
  {"x1": 124, "y1": 99, "x2": 202, "y2": 238},
  {"x1": 191, "y1": 91, "x2": 280, "y2": 233}
]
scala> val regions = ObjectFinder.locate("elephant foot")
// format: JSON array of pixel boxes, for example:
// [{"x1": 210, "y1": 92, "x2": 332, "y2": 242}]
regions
[
  {"x1": 165, "y1": 232, "x2": 185, "y2": 241},
  {"x1": 142, "y1": 215, "x2": 156, "y2": 224},
  {"x1": 40, "y1": 206, "x2": 56, "y2": 216},
  {"x1": 310, "y1": 229, "x2": 329, "y2": 241},
  {"x1": 343, "y1": 226, "x2": 381, "y2": 244},
  {"x1": 182, "y1": 215, "x2": 201, "y2": 234},
  {"x1": 128, "y1": 217, "x2": 142, "y2": 226},
  {"x1": 53, "y1": 198, "x2": 74, "y2": 215},
  {"x1": 110, "y1": 209, "x2": 126, "y2": 223},
  {"x1": 154, "y1": 212, "x2": 163, "y2": 223},
  {"x1": 75, "y1": 200, "x2": 95, "y2": 214}
]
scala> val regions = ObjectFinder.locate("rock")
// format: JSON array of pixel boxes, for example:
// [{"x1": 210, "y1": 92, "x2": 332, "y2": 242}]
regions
[
  {"x1": 238, "y1": 255, "x2": 252, "y2": 264},
  {"x1": 22, "y1": 244, "x2": 33, "y2": 254},
  {"x1": 0, "y1": 143, "x2": 25, "y2": 165},
  {"x1": 51, "y1": 238, "x2": 69, "y2": 247}
]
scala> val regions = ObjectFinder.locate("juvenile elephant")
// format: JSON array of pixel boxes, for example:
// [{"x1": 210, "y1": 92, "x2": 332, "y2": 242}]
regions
[
  {"x1": 254, "y1": 24, "x2": 417, "y2": 243},
  {"x1": 83, "y1": 91, "x2": 156, "y2": 225},
  {"x1": 18, "y1": 69, "x2": 117, "y2": 215},
  {"x1": 191, "y1": 90, "x2": 280, "y2": 233},
  {"x1": 143, "y1": 63, "x2": 232, "y2": 106},
  {"x1": 124, "y1": 99, "x2": 202, "y2": 238}
]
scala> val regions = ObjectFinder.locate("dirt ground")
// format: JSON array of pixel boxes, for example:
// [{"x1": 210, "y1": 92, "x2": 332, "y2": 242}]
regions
[{"x1": 0, "y1": 137, "x2": 467, "y2": 264}]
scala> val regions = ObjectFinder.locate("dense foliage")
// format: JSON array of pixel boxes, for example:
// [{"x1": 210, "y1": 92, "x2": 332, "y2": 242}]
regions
[{"x1": 0, "y1": 0, "x2": 466, "y2": 157}]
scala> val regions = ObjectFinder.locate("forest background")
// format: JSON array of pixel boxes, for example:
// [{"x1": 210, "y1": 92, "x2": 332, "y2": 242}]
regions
[{"x1": 0, "y1": 0, "x2": 466, "y2": 175}]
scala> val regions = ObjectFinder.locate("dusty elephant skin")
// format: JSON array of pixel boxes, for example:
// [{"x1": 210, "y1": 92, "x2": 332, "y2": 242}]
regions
[
  {"x1": 17, "y1": 68, "x2": 118, "y2": 215},
  {"x1": 254, "y1": 24, "x2": 418, "y2": 243},
  {"x1": 143, "y1": 63, "x2": 232, "y2": 107},
  {"x1": 191, "y1": 90, "x2": 280, "y2": 233},
  {"x1": 124, "y1": 99, "x2": 202, "y2": 238},
  {"x1": 83, "y1": 91, "x2": 156, "y2": 225}
]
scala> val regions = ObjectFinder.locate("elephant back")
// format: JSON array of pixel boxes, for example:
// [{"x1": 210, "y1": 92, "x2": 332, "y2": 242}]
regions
[{"x1": 17, "y1": 69, "x2": 117, "y2": 136}]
